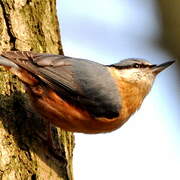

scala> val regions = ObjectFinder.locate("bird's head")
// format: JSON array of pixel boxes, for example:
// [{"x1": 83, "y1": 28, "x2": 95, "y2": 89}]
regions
[{"x1": 109, "y1": 58, "x2": 175, "y2": 95}]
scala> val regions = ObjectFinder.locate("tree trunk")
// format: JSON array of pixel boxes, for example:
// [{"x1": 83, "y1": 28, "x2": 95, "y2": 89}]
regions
[{"x1": 0, "y1": 0, "x2": 74, "y2": 179}]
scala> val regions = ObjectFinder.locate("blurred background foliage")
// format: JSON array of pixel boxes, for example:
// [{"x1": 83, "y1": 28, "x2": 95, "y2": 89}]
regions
[{"x1": 157, "y1": 0, "x2": 180, "y2": 71}]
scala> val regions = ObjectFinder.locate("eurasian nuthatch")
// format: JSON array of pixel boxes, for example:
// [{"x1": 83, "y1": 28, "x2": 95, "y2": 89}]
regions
[{"x1": 0, "y1": 51, "x2": 175, "y2": 133}]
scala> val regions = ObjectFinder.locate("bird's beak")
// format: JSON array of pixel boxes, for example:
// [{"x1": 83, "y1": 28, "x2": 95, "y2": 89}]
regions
[{"x1": 151, "y1": 61, "x2": 175, "y2": 75}]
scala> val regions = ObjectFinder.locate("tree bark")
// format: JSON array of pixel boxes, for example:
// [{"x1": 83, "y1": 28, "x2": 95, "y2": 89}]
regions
[{"x1": 0, "y1": 0, "x2": 74, "y2": 179}]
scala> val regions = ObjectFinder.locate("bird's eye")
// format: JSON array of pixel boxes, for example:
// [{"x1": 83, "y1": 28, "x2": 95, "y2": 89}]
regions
[{"x1": 133, "y1": 63, "x2": 140, "y2": 68}]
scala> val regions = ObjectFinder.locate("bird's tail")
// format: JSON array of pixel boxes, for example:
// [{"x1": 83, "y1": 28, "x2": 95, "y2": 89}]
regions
[{"x1": 0, "y1": 55, "x2": 19, "y2": 68}]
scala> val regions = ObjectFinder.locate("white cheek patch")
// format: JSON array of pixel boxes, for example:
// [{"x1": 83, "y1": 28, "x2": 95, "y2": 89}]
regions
[
  {"x1": 119, "y1": 69, "x2": 140, "y2": 80},
  {"x1": 118, "y1": 68, "x2": 155, "y2": 85}
]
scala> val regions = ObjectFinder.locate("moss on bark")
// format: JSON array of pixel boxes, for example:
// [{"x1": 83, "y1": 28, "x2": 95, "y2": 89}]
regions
[{"x1": 0, "y1": 0, "x2": 74, "y2": 179}]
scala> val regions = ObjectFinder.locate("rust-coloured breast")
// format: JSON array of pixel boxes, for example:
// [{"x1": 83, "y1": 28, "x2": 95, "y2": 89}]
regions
[{"x1": 107, "y1": 67, "x2": 145, "y2": 121}]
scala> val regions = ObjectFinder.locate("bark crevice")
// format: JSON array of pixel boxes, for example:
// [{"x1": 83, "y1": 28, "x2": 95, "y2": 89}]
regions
[
  {"x1": 0, "y1": 1, "x2": 16, "y2": 48},
  {"x1": 0, "y1": 0, "x2": 74, "y2": 179}
]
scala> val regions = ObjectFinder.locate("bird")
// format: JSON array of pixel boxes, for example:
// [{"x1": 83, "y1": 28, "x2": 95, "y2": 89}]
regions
[{"x1": 0, "y1": 51, "x2": 175, "y2": 134}]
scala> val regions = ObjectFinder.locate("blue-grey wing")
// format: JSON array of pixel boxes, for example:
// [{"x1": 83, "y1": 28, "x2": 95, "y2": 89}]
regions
[{"x1": 1, "y1": 51, "x2": 120, "y2": 118}]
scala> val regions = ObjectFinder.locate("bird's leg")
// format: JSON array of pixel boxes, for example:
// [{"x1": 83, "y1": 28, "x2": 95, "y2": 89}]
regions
[
  {"x1": 47, "y1": 122, "x2": 67, "y2": 163},
  {"x1": 47, "y1": 122, "x2": 61, "y2": 153},
  {"x1": 37, "y1": 120, "x2": 67, "y2": 164}
]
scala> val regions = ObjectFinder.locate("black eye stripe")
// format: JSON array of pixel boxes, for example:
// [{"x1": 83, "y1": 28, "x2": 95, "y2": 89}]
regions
[
  {"x1": 134, "y1": 64, "x2": 140, "y2": 68},
  {"x1": 109, "y1": 63, "x2": 152, "y2": 69},
  {"x1": 133, "y1": 63, "x2": 151, "y2": 68}
]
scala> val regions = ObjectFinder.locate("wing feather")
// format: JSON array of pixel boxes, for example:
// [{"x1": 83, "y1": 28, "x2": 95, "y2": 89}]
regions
[{"x1": 1, "y1": 51, "x2": 120, "y2": 118}]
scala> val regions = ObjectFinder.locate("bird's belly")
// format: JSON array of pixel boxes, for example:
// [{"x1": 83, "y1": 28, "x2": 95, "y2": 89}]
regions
[{"x1": 28, "y1": 87, "x2": 125, "y2": 133}]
